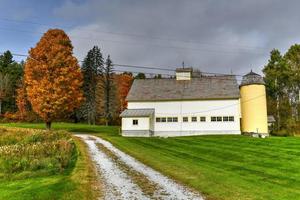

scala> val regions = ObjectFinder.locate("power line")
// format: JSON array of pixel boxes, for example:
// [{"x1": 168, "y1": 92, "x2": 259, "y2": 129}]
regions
[
  {"x1": 114, "y1": 63, "x2": 244, "y2": 77},
  {"x1": 0, "y1": 17, "x2": 268, "y2": 52},
  {"x1": 0, "y1": 26, "x2": 266, "y2": 55},
  {"x1": 4, "y1": 51, "x2": 244, "y2": 78}
]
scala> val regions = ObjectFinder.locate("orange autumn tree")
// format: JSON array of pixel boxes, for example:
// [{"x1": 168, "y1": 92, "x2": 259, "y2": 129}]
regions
[
  {"x1": 24, "y1": 29, "x2": 84, "y2": 129},
  {"x1": 16, "y1": 82, "x2": 28, "y2": 120},
  {"x1": 115, "y1": 73, "x2": 133, "y2": 112}
]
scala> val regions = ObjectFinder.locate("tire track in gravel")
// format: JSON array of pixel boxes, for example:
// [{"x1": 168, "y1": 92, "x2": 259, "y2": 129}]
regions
[
  {"x1": 95, "y1": 143, "x2": 165, "y2": 199},
  {"x1": 76, "y1": 134, "x2": 204, "y2": 200}
]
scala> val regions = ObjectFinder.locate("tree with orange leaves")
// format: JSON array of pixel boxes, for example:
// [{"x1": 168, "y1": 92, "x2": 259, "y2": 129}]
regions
[
  {"x1": 24, "y1": 29, "x2": 84, "y2": 129},
  {"x1": 16, "y1": 82, "x2": 28, "y2": 120},
  {"x1": 115, "y1": 72, "x2": 133, "y2": 112}
]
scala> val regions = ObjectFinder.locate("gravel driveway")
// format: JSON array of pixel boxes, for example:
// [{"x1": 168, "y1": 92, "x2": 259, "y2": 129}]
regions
[{"x1": 76, "y1": 134, "x2": 204, "y2": 200}]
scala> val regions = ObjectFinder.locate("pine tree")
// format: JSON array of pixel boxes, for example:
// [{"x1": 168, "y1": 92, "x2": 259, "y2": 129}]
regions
[
  {"x1": 0, "y1": 51, "x2": 23, "y2": 113},
  {"x1": 0, "y1": 51, "x2": 13, "y2": 73},
  {"x1": 135, "y1": 72, "x2": 146, "y2": 79},
  {"x1": 102, "y1": 55, "x2": 116, "y2": 125},
  {"x1": 24, "y1": 29, "x2": 84, "y2": 129},
  {"x1": 81, "y1": 46, "x2": 104, "y2": 124},
  {"x1": 0, "y1": 72, "x2": 12, "y2": 114}
]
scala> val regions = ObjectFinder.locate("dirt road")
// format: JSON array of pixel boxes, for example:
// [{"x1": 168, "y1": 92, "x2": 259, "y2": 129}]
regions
[{"x1": 76, "y1": 134, "x2": 203, "y2": 200}]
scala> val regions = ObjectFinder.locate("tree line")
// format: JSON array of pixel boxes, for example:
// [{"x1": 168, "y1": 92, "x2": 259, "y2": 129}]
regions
[
  {"x1": 263, "y1": 45, "x2": 300, "y2": 135},
  {"x1": 2, "y1": 28, "x2": 298, "y2": 132},
  {"x1": 0, "y1": 29, "x2": 136, "y2": 128},
  {"x1": 0, "y1": 52, "x2": 23, "y2": 115}
]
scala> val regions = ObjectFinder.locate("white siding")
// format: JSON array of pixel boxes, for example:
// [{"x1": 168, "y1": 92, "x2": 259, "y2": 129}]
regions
[
  {"x1": 176, "y1": 72, "x2": 191, "y2": 80},
  {"x1": 122, "y1": 117, "x2": 150, "y2": 131},
  {"x1": 127, "y1": 99, "x2": 241, "y2": 136}
]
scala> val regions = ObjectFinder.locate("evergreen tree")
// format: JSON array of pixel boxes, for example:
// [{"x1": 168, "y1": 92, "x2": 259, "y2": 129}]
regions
[
  {"x1": 0, "y1": 51, "x2": 23, "y2": 113},
  {"x1": 102, "y1": 55, "x2": 116, "y2": 125},
  {"x1": 81, "y1": 46, "x2": 104, "y2": 124},
  {"x1": 0, "y1": 72, "x2": 12, "y2": 114},
  {"x1": 0, "y1": 51, "x2": 13, "y2": 72},
  {"x1": 154, "y1": 74, "x2": 162, "y2": 79},
  {"x1": 135, "y1": 72, "x2": 146, "y2": 79}
]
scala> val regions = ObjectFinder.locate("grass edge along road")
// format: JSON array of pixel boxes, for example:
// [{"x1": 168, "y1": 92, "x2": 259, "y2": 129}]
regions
[
  {"x1": 1, "y1": 122, "x2": 300, "y2": 200},
  {"x1": 0, "y1": 126, "x2": 101, "y2": 200}
]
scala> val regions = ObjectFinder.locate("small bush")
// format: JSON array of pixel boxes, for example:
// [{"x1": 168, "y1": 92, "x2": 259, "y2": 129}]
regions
[{"x1": 0, "y1": 128, "x2": 76, "y2": 177}]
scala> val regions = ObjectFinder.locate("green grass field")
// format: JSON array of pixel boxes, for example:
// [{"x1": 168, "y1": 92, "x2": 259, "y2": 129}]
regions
[
  {"x1": 1, "y1": 122, "x2": 119, "y2": 134},
  {"x1": 1, "y1": 122, "x2": 300, "y2": 200}
]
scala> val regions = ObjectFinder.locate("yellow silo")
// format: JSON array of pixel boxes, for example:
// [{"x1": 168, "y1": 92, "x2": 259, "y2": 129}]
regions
[{"x1": 240, "y1": 71, "x2": 268, "y2": 135}]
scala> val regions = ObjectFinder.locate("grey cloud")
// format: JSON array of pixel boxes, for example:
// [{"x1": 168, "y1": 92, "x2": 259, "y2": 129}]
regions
[{"x1": 55, "y1": 0, "x2": 300, "y2": 76}]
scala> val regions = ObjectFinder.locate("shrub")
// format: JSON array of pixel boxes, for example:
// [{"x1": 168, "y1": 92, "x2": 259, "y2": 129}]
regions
[{"x1": 0, "y1": 128, "x2": 76, "y2": 177}]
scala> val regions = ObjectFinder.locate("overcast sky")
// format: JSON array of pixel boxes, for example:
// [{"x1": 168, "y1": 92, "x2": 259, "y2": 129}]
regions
[{"x1": 1, "y1": 0, "x2": 300, "y2": 76}]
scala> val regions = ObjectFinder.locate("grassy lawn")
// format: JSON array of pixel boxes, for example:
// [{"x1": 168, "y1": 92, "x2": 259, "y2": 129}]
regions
[
  {"x1": 0, "y1": 127, "x2": 101, "y2": 200},
  {"x1": 2, "y1": 122, "x2": 300, "y2": 200},
  {"x1": 0, "y1": 122, "x2": 119, "y2": 134}
]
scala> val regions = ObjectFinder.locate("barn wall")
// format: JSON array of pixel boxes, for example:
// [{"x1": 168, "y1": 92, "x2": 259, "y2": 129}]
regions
[
  {"x1": 122, "y1": 117, "x2": 150, "y2": 130},
  {"x1": 127, "y1": 99, "x2": 241, "y2": 135}
]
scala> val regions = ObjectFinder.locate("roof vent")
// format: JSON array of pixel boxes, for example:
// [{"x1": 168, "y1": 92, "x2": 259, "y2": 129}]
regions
[{"x1": 176, "y1": 67, "x2": 193, "y2": 80}]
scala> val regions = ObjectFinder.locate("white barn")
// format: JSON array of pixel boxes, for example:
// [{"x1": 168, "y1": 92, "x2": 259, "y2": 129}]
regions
[
  {"x1": 120, "y1": 68, "x2": 268, "y2": 137},
  {"x1": 120, "y1": 68, "x2": 243, "y2": 137}
]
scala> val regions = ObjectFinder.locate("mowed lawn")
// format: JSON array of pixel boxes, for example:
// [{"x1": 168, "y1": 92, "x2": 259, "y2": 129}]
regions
[{"x1": 2, "y1": 123, "x2": 300, "y2": 200}]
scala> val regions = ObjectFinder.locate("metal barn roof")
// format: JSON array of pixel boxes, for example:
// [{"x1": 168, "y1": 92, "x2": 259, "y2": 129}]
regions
[
  {"x1": 126, "y1": 76, "x2": 240, "y2": 101},
  {"x1": 120, "y1": 109, "x2": 155, "y2": 117}
]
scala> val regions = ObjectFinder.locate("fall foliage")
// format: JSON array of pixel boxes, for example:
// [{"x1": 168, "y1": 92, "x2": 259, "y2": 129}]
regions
[
  {"x1": 16, "y1": 83, "x2": 27, "y2": 120},
  {"x1": 115, "y1": 73, "x2": 133, "y2": 112},
  {"x1": 24, "y1": 29, "x2": 84, "y2": 129}
]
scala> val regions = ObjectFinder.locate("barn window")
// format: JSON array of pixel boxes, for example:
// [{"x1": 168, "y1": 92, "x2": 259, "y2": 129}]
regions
[
  {"x1": 191, "y1": 117, "x2": 197, "y2": 122},
  {"x1": 132, "y1": 119, "x2": 138, "y2": 125},
  {"x1": 223, "y1": 116, "x2": 229, "y2": 121},
  {"x1": 183, "y1": 117, "x2": 188, "y2": 122},
  {"x1": 229, "y1": 116, "x2": 234, "y2": 121},
  {"x1": 200, "y1": 117, "x2": 206, "y2": 122},
  {"x1": 211, "y1": 117, "x2": 216, "y2": 122}
]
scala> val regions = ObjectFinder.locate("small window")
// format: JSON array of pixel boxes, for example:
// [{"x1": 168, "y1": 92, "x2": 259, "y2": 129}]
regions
[
  {"x1": 133, "y1": 119, "x2": 138, "y2": 125},
  {"x1": 156, "y1": 117, "x2": 161, "y2": 122},
  {"x1": 191, "y1": 117, "x2": 197, "y2": 122},
  {"x1": 211, "y1": 117, "x2": 216, "y2": 122},
  {"x1": 200, "y1": 117, "x2": 206, "y2": 122},
  {"x1": 173, "y1": 117, "x2": 178, "y2": 122},
  {"x1": 229, "y1": 116, "x2": 234, "y2": 122},
  {"x1": 217, "y1": 116, "x2": 222, "y2": 122},
  {"x1": 223, "y1": 116, "x2": 229, "y2": 122},
  {"x1": 161, "y1": 117, "x2": 166, "y2": 122},
  {"x1": 167, "y1": 117, "x2": 173, "y2": 122},
  {"x1": 183, "y1": 117, "x2": 188, "y2": 122}
]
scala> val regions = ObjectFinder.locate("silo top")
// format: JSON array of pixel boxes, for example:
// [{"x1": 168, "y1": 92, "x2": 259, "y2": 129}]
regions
[{"x1": 240, "y1": 70, "x2": 265, "y2": 87}]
